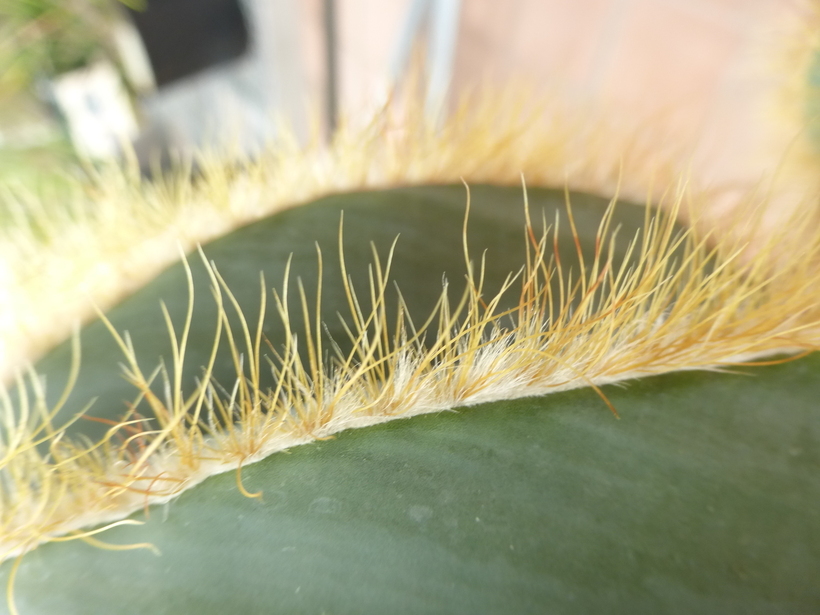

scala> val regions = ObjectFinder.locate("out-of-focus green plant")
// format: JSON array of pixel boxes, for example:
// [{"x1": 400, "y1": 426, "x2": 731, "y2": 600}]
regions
[
  {"x1": 0, "y1": 0, "x2": 139, "y2": 97},
  {"x1": 0, "y1": 0, "x2": 140, "y2": 197}
]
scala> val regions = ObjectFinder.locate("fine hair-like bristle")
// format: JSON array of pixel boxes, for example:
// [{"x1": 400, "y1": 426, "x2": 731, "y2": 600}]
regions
[
  {"x1": 2, "y1": 170, "x2": 820, "y2": 577},
  {"x1": 3, "y1": 73, "x2": 820, "y2": 614},
  {"x1": 0, "y1": 90, "x2": 687, "y2": 386}
]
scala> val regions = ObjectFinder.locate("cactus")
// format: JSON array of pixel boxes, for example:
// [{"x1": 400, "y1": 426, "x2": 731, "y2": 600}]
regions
[
  {"x1": 3, "y1": 13, "x2": 820, "y2": 608},
  {"x1": 0, "y1": 168, "x2": 819, "y2": 613}
]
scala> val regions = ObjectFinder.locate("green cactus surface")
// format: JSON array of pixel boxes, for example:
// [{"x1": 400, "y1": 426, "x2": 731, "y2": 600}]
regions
[{"x1": 1, "y1": 185, "x2": 818, "y2": 614}]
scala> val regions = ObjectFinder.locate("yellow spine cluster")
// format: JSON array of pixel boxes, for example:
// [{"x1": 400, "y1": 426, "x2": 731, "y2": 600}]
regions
[{"x1": 2, "y1": 173, "x2": 820, "y2": 574}]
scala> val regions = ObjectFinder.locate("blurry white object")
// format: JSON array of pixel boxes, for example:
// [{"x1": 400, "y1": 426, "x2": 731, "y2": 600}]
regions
[
  {"x1": 390, "y1": 0, "x2": 461, "y2": 122},
  {"x1": 51, "y1": 61, "x2": 139, "y2": 159},
  {"x1": 112, "y1": 17, "x2": 157, "y2": 94},
  {"x1": 135, "y1": 0, "x2": 307, "y2": 157}
]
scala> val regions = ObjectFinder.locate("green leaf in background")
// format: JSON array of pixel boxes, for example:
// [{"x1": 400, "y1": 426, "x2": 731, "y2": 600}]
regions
[
  {"x1": 0, "y1": 0, "x2": 123, "y2": 89},
  {"x1": 1, "y1": 185, "x2": 818, "y2": 614}
]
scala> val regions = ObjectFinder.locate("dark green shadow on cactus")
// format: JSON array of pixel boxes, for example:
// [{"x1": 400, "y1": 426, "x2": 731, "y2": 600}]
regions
[{"x1": 5, "y1": 355, "x2": 820, "y2": 615}]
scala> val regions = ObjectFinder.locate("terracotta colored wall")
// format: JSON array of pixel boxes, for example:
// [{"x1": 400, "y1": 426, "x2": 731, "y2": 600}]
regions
[{"x1": 299, "y1": 0, "x2": 802, "y2": 190}]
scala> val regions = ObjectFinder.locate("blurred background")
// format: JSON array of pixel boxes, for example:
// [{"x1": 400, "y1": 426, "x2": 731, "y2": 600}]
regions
[{"x1": 0, "y1": 0, "x2": 806, "y2": 196}]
